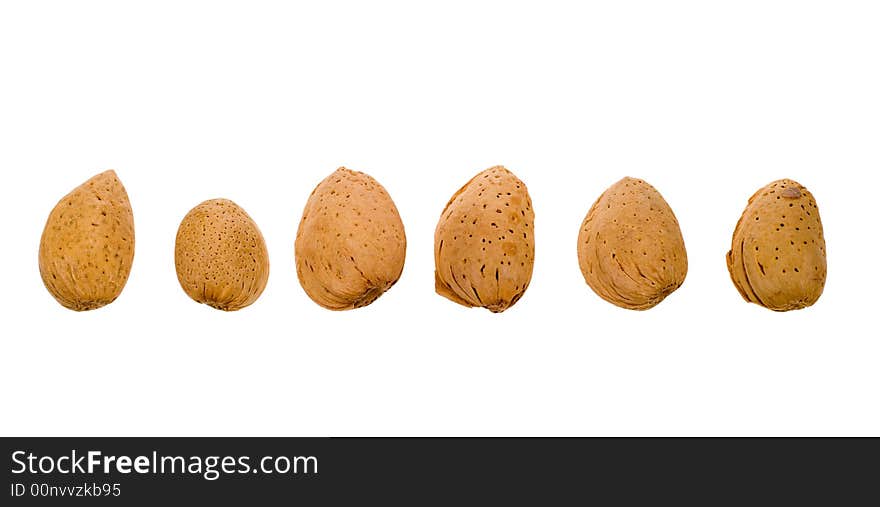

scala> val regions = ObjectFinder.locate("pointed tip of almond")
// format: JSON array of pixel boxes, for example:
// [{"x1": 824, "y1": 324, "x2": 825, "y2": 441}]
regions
[
  {"x1": 485, "y1": 165, "x2": 510, "y2": 174},
  {"x1": 617, "y1": 176, "x2": 645, "y2": 186},
  {"x1": 92, "y1": 169, "x2": 120, "y2": 182},
  {"x1": 203, "y1": 197, "x2": 237, "y2": 207}
]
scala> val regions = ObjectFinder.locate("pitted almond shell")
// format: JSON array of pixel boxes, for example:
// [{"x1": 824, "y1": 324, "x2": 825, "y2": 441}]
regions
[
  {"x1": 726, "y1": 179, "x2": 826, "y2": 311},
  {"x1": 577, "y1": 177, "x2": 687, "y2": 310},
  {"x1": 175, "y1": 198, "x2": 269, "y2": 311},
  {"x1": 295, "y1": 167, "x2": 406, "y2": 310},
  {"x1": 39, "y1": 170, "x2": 135, "y2": 311},
  {"x1": 434, "y1": 166, "x2": 534, "y2": 313}
]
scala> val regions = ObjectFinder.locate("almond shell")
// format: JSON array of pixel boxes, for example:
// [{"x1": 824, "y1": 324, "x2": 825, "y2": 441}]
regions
[
  {"x1": 39, "y1": 170, "x2": 135, "y2": 311},
  {"x1": 434, "y1": 166, "x2": 535, "y2": 313},
  {"x1": 295, "y1": 167, "x2": 406, "y2": 310},
  {"x1": 726, "y1": 179, "x2": 826, "y2": 311},
  {"x1": 577, "y1": 177, "x2": 687, "y2": 310},
  {"x1": 175, "y1": 198, "x2": 269, "y2": 311}
]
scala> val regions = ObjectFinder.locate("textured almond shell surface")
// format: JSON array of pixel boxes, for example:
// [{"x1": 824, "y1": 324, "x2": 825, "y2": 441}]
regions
[
  {"x1": 175, "y1": 199, "x2": 269, "y2": 311},
  {"x1": 434, "y1": 166, "x2": 534, "y2": 313},
  {"x1": 295, "y1": 168, "x2": 407, "y2": 310},
  {"x1": 577, "y1": 177, "x2": 687, "y2": 310},
  {"x1": 726, "y1": 179, "x2": 826, "y2": 311},
  {"x1": 39, "y1": 170, "x2": 135, "y2": 311}
]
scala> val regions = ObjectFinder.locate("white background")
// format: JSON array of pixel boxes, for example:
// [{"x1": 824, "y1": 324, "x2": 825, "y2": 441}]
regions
[{"x1": 1, "y1": 1, "x2": 878, "y2": 436}]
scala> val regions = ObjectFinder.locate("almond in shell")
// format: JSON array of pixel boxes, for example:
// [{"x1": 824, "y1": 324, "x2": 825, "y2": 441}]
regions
[
  {"x1": 577, "y1": 177, "x2": 687, "y2": 310},
  {"x1": 175, "y1": 198, "x2": 269, "y2": 311},
  {"x1": 39, "y1": 170, "x2": 135, "y2": 311},
  {"x1": 434, "y1": 166, "x2": 534, "y2": 313},
  {"x1": 726, "y1": 179, "x2": 826, "y2": 311},
  {"x1": 295, "y1": 167, "x2": 406, "y2": 310}
]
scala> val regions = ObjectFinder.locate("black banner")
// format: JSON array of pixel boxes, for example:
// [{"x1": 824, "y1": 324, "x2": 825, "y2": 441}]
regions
[{"x1": 2, "y1": 438, "x2": 877, "y2": 504}]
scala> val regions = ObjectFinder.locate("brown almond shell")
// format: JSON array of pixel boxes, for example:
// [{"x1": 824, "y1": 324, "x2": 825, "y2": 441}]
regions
[
  {"x1": 39, "y1": 170, "x2": 135, "y2": 311},
  {"x1": 295, "y1": 167, "x2": 406, "y2": 310},
  {"x1": 175, "y1": 198, "x2": 269, "y2": 311},
  {"x1": 577, "y1": 177, "x2": 687, "y2": 310},
  {"x1": 726, "y1": 179, "x2": 826, "y2": 311},
  {"x1": 434, "y1": 166, "x2": 535, "y2": 313}
]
